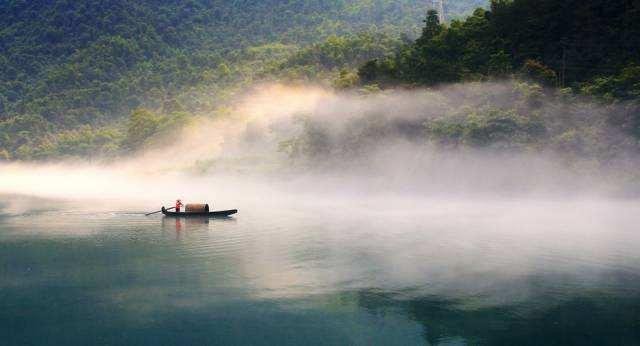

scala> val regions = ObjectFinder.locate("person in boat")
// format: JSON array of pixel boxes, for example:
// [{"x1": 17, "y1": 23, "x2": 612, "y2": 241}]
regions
[{"x1": 175, "y1": 199, "x2": 184, "y2": 213}]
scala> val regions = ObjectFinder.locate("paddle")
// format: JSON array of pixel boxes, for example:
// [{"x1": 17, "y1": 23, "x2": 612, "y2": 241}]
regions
[{"x1": 145, "y1": 206, "x2": 175, "y2": 216}]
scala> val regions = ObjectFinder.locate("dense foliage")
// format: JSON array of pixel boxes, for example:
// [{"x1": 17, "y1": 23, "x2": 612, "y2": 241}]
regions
[
  {"x1": 360, "y1": 0, "x2": 640, "y2": 89},
  {"x1": 357, "y1": 0, "x2": 640, "y2": 146},
  {"x1": 265, "y1": 0, "x2": 640, "y2": 182},
  {"x1": 0, "y1": 0, "x2": 417, "y2": 122},
  {"x1": 0, "y1": 0, "x2": 487, "y2": 160},
  {"x1": 2, "y1": 0, "x2": 639, "y2": 165}
]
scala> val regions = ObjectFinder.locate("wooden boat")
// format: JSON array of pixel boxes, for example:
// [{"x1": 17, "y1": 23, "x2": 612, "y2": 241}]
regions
[{"x1": 161, "y1": 206, "x2": 237, "y2": 217}]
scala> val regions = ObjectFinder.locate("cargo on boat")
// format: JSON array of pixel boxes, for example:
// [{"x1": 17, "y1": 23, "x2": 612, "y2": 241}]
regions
[{"x1": 185, "y1": 204, "x2": 209, "y2": 213}]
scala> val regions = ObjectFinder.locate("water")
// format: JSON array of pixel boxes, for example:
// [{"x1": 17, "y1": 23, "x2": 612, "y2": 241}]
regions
[{"x1": 2, "y1": 197, "x2": 640, "y2": 345}]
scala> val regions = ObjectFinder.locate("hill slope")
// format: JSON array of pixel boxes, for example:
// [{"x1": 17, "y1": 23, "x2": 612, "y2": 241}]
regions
[
  {"x1": 0, "y1": 0, "x2": 487, "y2": 160},
  {"x1": 0, "y1": 0, "x2": 487, "y2": 121}
]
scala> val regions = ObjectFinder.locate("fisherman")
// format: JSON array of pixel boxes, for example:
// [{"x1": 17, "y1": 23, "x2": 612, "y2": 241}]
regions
[{"x1": 175, "y1": 199, "x2": 184, "y2": 212}]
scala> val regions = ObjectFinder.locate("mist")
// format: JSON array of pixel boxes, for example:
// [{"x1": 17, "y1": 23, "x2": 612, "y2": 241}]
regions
[
  {"x1": 1, "y1": 81, "x2": 639, "y2": 212},
  {"x1": 3, "y1": 81, "x2": 640, "y2": 346}
]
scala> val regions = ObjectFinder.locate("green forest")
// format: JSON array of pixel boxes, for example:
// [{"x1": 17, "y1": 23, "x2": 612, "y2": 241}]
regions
[{"x1": 0, "y1": 0, "x2": 639, "y2": 163}]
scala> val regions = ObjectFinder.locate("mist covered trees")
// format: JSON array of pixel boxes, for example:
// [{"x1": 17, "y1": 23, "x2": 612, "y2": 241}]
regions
[
  {"x1": 274, "y1": 79, "x2": 637, "y2": 178},
  {"x1": 1, "y1": 0, "x2": 639, "y2": 162},
  {"x1": 355, "y1": 0, "x2": 640, "y2": 146},
  {"x1": 6, "y1": 0, "x2": 483, "y2": 160}
]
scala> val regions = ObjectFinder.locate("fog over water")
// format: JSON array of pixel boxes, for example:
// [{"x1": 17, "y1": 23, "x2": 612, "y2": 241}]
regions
[
  {"x1": 1, "y1": 82, "x2": 638, "y2": 206},
  {"x1": 2, "y1": 83, "x2": 640, "y2": 344}
]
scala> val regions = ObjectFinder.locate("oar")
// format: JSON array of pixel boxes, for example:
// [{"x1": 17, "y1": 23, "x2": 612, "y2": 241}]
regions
[{"x1": 145, "y1": 207, "x2": 175, "y2": 216}]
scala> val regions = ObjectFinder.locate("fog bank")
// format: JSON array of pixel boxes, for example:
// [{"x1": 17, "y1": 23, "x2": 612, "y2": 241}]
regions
[{"x1": 1, "y1": 82, "x2": 639, "y2": 206}]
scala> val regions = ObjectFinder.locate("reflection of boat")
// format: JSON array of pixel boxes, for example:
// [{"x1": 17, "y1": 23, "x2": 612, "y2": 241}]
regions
[{"x1": 161, "y1": 206, "x2": 237, "y2": 217}]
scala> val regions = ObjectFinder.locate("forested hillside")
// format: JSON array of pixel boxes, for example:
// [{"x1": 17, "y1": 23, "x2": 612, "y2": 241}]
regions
[
  {"x1": 264, "y1": 0, "x2": 640, "y2": 184},
  {"x1": 354, "y1": 0, "x2": 640, "y2": 155},
  {"x1": 3, "y1": 0, "x2": 639, "y2": 165},
  {"x1": 360, "y1": 0, "x2": 640, "y2": 90},
  {"x1": 0, "y1": 0, "x2": 487, "y2": 160}
]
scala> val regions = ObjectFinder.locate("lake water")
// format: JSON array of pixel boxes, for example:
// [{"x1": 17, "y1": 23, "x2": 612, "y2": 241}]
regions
[{"x1": 2, "y1": 197, "x2": 640, "y2": 345}]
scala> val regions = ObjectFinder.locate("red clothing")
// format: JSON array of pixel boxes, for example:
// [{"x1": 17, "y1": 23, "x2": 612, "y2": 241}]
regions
[{"x1": 175, "y1": 201, "x2": 184, "y2": 212}]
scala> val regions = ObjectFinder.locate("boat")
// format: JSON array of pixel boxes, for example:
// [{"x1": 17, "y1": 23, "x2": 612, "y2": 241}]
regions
[{"x1": 161, "y1": 206, "x2": 238, "y2": 217}]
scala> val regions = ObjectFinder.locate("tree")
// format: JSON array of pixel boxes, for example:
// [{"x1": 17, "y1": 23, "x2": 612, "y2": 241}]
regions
[
  {"x1": 358, "y1": 60, "x2": 380, "y2": 84},
  {"x1": 521, "y1": 59, "x2": 557, "y2": 86},
  {"x1": 124, "y1": 108, "x2": 161, "y2": 150},
  {"x1": 0, "y1": 148, "x2": 10, "y2": 161},
  {"x1": 488, "y1": 50, "x2": 512, "y2": 76},
  {"x1": 333, "y1": 69, "x2": 359, "y2": 89},
  {"x1": 416, "y1": 10, "x2": 443, "y2": 47}
]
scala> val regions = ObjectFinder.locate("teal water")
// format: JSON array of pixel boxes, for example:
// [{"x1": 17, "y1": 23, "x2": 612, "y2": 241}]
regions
[{"x1": 1, "y1": 198, "x2": 640, "y2": 345}]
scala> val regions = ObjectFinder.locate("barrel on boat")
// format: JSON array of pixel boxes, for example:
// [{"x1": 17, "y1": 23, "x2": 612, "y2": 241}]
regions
[{"x1": 185, "y1": 204, "x2": 209, "y2": 213}]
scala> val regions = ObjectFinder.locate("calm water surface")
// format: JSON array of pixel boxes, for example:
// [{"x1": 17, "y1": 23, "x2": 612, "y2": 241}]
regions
[{"x1": 1, "y1": 197, "x2": 640, "y2": 345}]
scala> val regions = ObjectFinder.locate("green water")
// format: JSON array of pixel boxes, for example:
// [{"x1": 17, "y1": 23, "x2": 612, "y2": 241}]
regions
[{"x1": 1, "y1": 198, "x2": 640, "y2": 345}]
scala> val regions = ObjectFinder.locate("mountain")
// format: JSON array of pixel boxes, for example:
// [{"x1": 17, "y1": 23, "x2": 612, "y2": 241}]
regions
[
  {"x1": 0, "y1": 0, "x2": 487, "y2": 123},
  {"x1": 0, "y1": 0, "x2": 487, "y2": 160}
]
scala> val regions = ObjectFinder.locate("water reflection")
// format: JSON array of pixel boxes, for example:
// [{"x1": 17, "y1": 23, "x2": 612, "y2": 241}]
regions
[
  {"x1": 161, "y1": 216, "x2": 208, "y2": 237},
  {"x1": 2, "y1": 198, "x2": 640, "y2": 345},
  {"x1": 159, "y1": 216, "x2": 237, "y2": 239},
  {"x1": 352, "y1": 274, "x2": 640, "y2": 345}
]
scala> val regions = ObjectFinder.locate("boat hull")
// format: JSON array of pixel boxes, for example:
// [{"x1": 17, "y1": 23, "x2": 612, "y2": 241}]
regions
[{"x1": 162, "y1": 209, "x2": 237, "y2": 217}]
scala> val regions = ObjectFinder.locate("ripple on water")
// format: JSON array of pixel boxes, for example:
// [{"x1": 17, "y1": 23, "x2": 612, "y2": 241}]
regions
[{"x1": 2, "y1": 199, "x2": 640, "y2": 345}]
